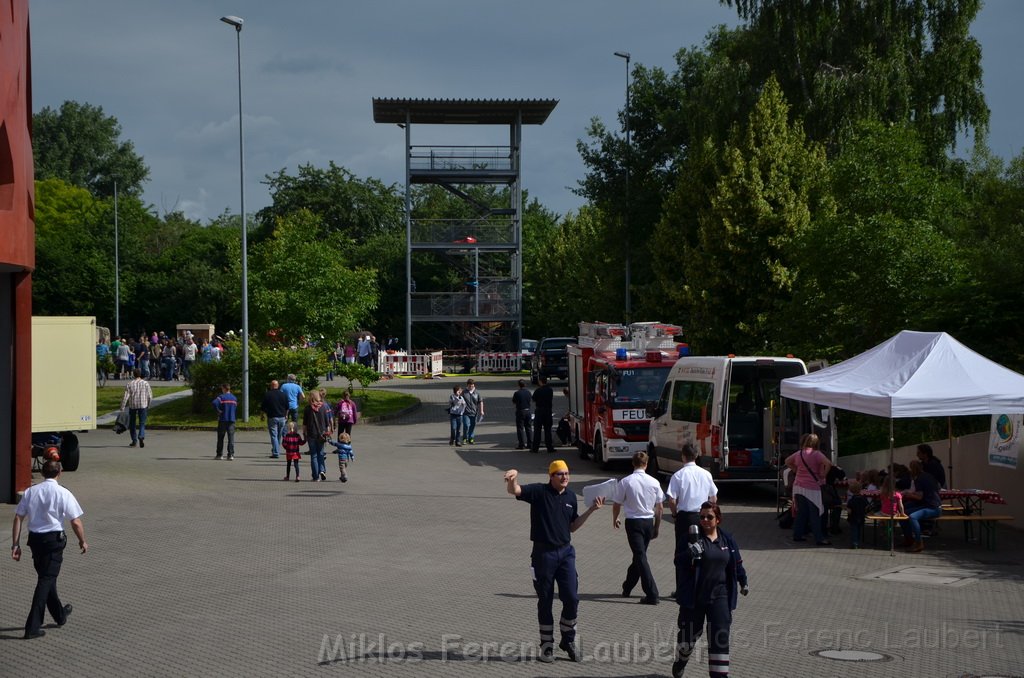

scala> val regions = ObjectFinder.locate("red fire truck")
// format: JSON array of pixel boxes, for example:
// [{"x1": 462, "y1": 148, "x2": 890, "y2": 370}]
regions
[{"x1": 567, "y1": 322, "x2": 684, "y2": 466}]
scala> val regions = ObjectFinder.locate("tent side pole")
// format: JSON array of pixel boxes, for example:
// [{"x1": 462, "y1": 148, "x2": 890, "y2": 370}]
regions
[
  {"x1": 889, "y1": 418, "x2": 895, "y2": 557},
  {"x1": 947, "y1": 416, "x2": 954, "y2": 489}
]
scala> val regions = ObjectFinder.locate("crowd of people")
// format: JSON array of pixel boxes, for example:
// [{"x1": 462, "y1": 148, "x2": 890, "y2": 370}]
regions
[
  {"x1": 97, "y1": 331, "x2": 225, "y2": 382},
  {"x1": 784, "y1": 440, "x2": 949, "y2": 553}
]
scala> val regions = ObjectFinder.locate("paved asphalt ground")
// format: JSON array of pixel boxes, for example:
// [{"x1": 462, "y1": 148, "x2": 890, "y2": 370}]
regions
[{"x1": 3, "y1": 375, "x2": 1023, "y2": 677}]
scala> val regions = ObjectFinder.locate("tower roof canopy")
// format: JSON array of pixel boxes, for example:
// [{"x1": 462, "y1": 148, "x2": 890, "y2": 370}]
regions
[{"x1": 373, "y1": 98, "x2": 558, "y2": 125}]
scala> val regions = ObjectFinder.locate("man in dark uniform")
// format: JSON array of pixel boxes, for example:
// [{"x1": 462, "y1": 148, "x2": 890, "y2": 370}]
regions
[
  {"x1": 531, "y1": 376, "x2": 556, "y2": 453},
  {"x1": 504, "y1": 461, "x2": 603, "y2": 662},
  {"x1": 11, "y1": 461, "x2": 88, "y2": 639},
  {"x1": 512, "y1": 379, "x2": 533, "y2": 449}
]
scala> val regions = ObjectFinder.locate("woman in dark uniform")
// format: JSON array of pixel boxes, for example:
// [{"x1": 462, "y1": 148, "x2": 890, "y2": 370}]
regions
[{"x1": 673, "y1": 502, "x2": 748, "y2": 677}]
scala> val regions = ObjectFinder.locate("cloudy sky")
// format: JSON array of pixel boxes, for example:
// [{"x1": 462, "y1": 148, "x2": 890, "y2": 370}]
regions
[{"x1": 29, "y1": 0, "x2": 1024, "y2": 223}]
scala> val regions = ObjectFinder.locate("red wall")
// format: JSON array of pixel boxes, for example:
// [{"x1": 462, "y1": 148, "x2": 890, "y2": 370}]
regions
[{"x1": 1, "y1": 0, "x2": 35, "y2": 495}]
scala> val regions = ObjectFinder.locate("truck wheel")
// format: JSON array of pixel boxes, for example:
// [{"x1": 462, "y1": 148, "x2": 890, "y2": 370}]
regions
[
  {"x1": 60, "y1": 433, "x2": 81, "y2": 472},
  {"x1": 595, "y1": 433, "x2": 612, "y2": 469},
  {"x1": 646, "y1": 445, "x2": 660, "y2": 478},
  {"x1": 574, "y1": 425, "x2": 589, "y2": 459}
]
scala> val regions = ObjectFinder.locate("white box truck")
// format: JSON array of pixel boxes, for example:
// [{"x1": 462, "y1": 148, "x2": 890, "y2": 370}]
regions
[{"x1": 31, "y1": 316, "x2": 97, "y2": 471}]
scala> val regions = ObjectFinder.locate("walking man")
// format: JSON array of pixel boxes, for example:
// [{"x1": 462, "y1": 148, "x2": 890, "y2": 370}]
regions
[
  {"x1": 531, "y1": 376, "x2": 556, "y2": 453},
  {"x1": 11, "y1": 461, "x2": 88, "y2": 639},
  {"x1": 462, "y1": 378, "x2": 485, "y2": 444},
  {"x1": 666, "y1": 443, "x2": 718, "y2": 588},
  {"x1": 120, "y1": 368, "x2": 153, "y2": 448},
  {"x1": 612, "y1": 452, "x2": 665, "y2": 604},
  {"x1": 357, "y1": 334, "x2": 372, "y2": 367},
  {"x1": 260, "y1": 379, "x2": 289, "y2": 459},
  {"x1": 504, "y1": 460, "x2": 603, "y2": 662},
  {"x1": 181, "y1": 336, "x2": 197, "y2": 382},
  {"x1": 280, "y1": 374, "x2": 305, "y2": 423},
  {"x1": 213, "y1": 383, "x2": 238, "y2": 460},
  {"x1": 512, "y1": 379, "x2": 533, "y2": 449}
]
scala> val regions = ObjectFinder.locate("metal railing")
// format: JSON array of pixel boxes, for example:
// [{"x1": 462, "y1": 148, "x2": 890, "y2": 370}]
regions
[
  {"x1": 409, "y1": 146, "x2": 514, "y2": 172},
  {"x1": 411, "y1": 292, "x2": 520, "y2": 318},
  {"x1": 410, "y1": 218, "x2": 516, "y2": 245}
]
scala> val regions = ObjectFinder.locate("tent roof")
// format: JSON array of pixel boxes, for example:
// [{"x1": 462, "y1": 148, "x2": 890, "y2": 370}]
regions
[{"x1": 780, "y1": 331, "x2": 1024, "y2": 417}]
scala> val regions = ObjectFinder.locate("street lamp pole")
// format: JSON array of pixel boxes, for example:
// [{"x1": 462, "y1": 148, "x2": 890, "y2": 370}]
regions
[
  {"x1": 114, "y1": 179, "x2": 120, "y2": 339},
  {"x1": 614, "y1": 51, "x2": 631, "y2": 320},
  {"x1": 221, "y1": 14, "x2": 249, "y2": 421}
]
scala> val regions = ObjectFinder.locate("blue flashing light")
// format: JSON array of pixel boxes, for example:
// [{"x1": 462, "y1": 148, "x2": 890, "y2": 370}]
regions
[
  {"x1": 615, "y1": 348, "x2": 628, "y2": 361},
  {"x1": 678, "y1": 344, "x2": 690, "y2": 357}
]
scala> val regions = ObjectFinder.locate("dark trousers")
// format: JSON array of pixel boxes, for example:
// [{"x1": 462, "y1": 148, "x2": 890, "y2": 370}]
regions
[
  {"x1": 531, "y1": 411, "x2": 554, "y2": 452},
  {"x1": 25, "y1": 531, "x2": 70, "y2": 634},
  {"x1": 216, "y1": 421, "x2": 236, "y2": 457},
  {"x1": 129, "y1": 407, "x2": 148, "y2": 443},
  {"x1": 515, "y1": 410, "x2": 532, "y2": 447},
  {"x1": 676, "y1": 597, "x2": 732, "y2": 675},
  {"x1": 623, "y1": 518, "x2": 658, "y2": 599},
  {"x1": 673, "y1": 511, "x2": 701, "y2": 561},
  {"x1": 531, "y1": 544, "x2": 578, "y2": 646},
  {"x1": 793, "y1": 494, "x2": 826, "y2": 543}
]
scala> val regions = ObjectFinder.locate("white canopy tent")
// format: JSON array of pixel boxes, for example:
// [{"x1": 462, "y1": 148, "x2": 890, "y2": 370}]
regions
[
  {"x1": 780, "y1": 330, "x2": 1024, "y2": 417},
  {"x1": 780, "y1": 330, "x2": 1024, "y2": 553}
]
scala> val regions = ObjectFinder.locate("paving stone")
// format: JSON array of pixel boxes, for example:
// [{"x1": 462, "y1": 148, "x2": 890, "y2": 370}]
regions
[{"x1": 3, "y1": 375, "x2": 1023, "y2": 676}]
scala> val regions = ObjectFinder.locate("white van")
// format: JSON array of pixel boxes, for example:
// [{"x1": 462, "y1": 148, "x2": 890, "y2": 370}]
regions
[{"x1": 647, "y1": 356, "x2": 834, "y2": 482}]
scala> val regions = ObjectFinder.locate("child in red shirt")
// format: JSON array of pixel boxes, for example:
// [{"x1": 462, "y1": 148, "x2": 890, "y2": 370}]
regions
[{"x1": 282, "y1": 421, "x2": 305, "y2": 482}]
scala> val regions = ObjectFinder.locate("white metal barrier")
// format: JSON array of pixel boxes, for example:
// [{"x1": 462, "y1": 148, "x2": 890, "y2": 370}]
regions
[
  {"x1": 378, "y1": 351, "x2": 444, "y2": 376},
  {"x1": 476, "y1": 352, "x2": 523, "y2": 373}
]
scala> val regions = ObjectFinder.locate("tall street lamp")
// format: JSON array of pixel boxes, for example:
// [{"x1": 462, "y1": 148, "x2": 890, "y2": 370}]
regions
[
  {"x1": 221, "y1": 14, "x2": 250, "y2": 421},
  {"x1": 114, "y1": 178, "x2": 120, "y2": 339},
  {"x1": 614, "y1": 51, "x2": 631, "y2": 319}
]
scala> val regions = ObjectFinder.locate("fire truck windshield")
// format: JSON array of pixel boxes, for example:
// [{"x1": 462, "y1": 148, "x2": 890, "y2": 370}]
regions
[{"x1": 610, "y1": 367, "x2": 671, "y2": 404}]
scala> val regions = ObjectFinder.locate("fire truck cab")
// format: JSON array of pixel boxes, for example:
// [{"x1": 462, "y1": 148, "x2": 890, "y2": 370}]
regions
[
  {"x1": 567, "y1": 322, "x2": 684, "y2": 467},
  {"x1": 647, "y1": 355, "x2": 835, "y2": 483}
]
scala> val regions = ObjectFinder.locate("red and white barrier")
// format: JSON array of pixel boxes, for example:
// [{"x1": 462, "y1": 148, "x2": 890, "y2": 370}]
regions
[
  {"x1": 378, "y1": 351, "x2": 444, "y2": 376},
  {"x1": 477, "y1": 352, "x2": 523, "y2": 373}
]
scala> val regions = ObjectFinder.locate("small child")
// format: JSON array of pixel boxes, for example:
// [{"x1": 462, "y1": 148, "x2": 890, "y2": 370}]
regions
[
  {"x1": 327, "y1": 432, "x2": 355, "y2": 483},
  {"x1": 879, "y1": 477, "x2": 905, "y2": 517},
  {"x1": 281, "y1": 421, "x2": 305, "y2": 482},
  {"x1": 846, "y1": 480, "x2": 869, "y2": 549}
]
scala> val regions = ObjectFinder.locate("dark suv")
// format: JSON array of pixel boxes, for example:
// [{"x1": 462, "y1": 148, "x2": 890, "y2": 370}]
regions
[{"x1": 530, "y1": 337, "x2": 574, "y2": 384}]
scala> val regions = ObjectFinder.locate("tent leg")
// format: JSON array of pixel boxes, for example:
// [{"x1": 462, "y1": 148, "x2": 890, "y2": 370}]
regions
[
  {"x1": 889, "y1": 418, "x2": 895, "y2": 557},
  {"x1": 947, "y1": 416, "x2": 954, "y2": 489}
]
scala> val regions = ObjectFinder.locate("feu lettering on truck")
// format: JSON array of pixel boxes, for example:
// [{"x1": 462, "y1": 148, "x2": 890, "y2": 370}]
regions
[{"x1": 613, "y1": 409, "x2": 649, "y2": 421}]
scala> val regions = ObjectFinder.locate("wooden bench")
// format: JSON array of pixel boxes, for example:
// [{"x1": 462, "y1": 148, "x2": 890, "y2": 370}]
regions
[
  {"x1": 935, "y1": 514, "x2": 1014, "y2": 550},
  {"x1": 864, "y1": 513, "x2": 1013, "y2": 550}
]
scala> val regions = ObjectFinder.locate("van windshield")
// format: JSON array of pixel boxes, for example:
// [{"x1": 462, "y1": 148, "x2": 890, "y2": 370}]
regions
[{"x1": 611, "y1": 367, "x2": 672, "y2": 404}]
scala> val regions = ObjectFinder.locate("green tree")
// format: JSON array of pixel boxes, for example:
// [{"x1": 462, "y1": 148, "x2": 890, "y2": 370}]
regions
[
  {"x1": 782, "y1": 121, "x2": 967, "y2": 358},
  {"x1": 721, "y1": 0, "x2": 988, "y2": 159},
  {"x1": 249, "y1": 210, "x2": 379, "y2": 342},
  {"x1": 33, "y1": 178, "x2": 115, "y2": 317},
  {"x1": 526, "y1": 206, "x2": 623, "y2": 336},
  {"x1": 681, "y1": 78, "x2": 832, "y2": 353},
  {"x1": 256, "y1": 162, "x2": 403, "y2": 244},
  {"x1": 123, "y1": 210, "x2": 243, "y2": 336},
  {"x1": 936, "y1": 148, "x2": 1024, "y2": 371},
  {"x1": 33, "y1": 101, "x2": 149, "y2": 198}
]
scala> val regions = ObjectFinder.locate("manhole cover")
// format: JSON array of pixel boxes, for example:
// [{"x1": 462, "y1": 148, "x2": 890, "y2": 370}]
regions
[
  {"x1": 858, "y1": 565, "x2": 983, "y2": 587},
  {"x1": 813, "y1": 649, "x2": 892, "y2": 662}
]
